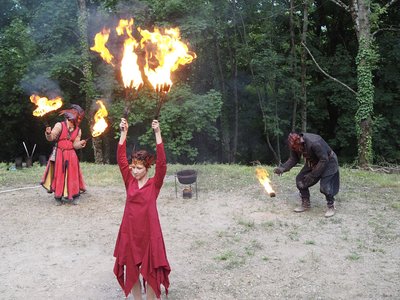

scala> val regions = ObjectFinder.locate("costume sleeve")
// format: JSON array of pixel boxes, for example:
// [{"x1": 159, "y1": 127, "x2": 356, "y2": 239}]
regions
[
  {"x1": 309, "y1": 143, "x2": 329, "y2": 178},
  {"x1": 117, "y1": 140, "x2": 131, "y2": 187},
  {"x1": 45, "y1": 122, "x2": 62, "y2": 141},
  {"x1": 154, "y1": 143, "x2": 167, "y2": 189},
  {"x1": 73, "y1": 129, "x2": 83, "y2": 149},
  {"x1": 281, "y1": 150, "x2": 301, "y2": 172}
]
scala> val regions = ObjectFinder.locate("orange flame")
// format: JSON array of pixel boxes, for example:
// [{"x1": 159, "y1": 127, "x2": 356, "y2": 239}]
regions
[
  {"x1": 92, "y1": 100, "x2": 108, "y2": 137},
  {"x1": 30, "y1": 94, "x2": 63, "y2": 117},
  {"x1": 255, "y1": 167, "x2": 276, "y2": 197},
  {"x1": 90, "y1": 28, "x2": 114, "y2": 65},
  {"x1": 117, "y1": 19, "x2": 143, "y2": 89},
  {"x1": 139, "y1": 27, "x2": 196, "y2": 92},
  {"x1": 90, "y1": 18, "x2": 196, "y2": 92}
]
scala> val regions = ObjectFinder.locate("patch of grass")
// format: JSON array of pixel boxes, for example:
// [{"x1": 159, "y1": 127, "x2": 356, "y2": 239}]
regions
[
  {"x1": 237, "y1": 219, "x2": 255, "y2": 231},
  {"x1": 370, "y1": 248, "x2": 385, "y2": 254},
  {"x1": 261, "y1": 220, "x2": 275, "y2": 230},
  {"x1": 346, "y1": 252, "x2": 361, "y2": 261},
  {"x1": 215, "y1": 250, "x2": 235, "y2": 261},
  {"x1": 262, "y1": 256, "x2": 270, "y2": 262},
  {"x1": 288, "y1": 230, "x2": 300, "y2": 241},
  {"x1": 391, "y1": 202, "x2": 400, "y2": 210},
  {"x1": 244, "y1": 239, "x2": 263, "y2": 256},
  {"x1": 214, "y1": 250, "x2": 245, "y2": 269},
  {"x1": 305, "y1": 240, "x2": 316, "y2": 245}
]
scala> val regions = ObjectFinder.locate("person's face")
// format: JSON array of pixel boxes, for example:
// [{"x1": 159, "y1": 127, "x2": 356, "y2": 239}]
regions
[{"x1": 130, "y1": 161, "x2": 147, "y2": 181}]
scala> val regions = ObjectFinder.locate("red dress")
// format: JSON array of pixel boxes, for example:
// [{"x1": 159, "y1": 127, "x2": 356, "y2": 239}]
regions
[
  {"x1": 41, "y1": 121, "x2": 86, "y2": 200},
  {"x1": 114, "y1": 140, "x2": 170, "y2": 298}
]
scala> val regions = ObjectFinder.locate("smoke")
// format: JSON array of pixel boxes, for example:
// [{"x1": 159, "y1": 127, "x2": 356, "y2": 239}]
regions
[{"x1": 20, "y1": 75, "x2": 62, "y2": 99}]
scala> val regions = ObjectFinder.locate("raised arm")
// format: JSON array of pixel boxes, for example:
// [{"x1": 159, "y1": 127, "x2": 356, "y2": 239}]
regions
[
  {"x1": 152, "y1": 119, "x2": 162, "y2": 145},
  {"x1": 152, "y1": 120, "x2": 166, "y2": 188},
  {"x1": 117, "y1": 118, "x2": 131, "y2": 185}
]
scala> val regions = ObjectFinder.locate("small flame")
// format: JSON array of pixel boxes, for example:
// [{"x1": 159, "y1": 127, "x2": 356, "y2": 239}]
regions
[
  {"x1": 92, "y1": 100, "x2": 108, "y2": 137},
  {"x1": 30, "y1": 94, "x2": 63, "y2": 117},
  {"x1": 90, "y1": 28, "x2": 114, "y2": 65},
  {"x1": 255, "y1": 167, "x2": 276, "y2": 196}
]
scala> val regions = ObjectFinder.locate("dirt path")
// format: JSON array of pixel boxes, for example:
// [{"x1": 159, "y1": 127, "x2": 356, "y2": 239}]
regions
[{"x1": 0, "y1": 172, "x2": 399, "y2": 299}]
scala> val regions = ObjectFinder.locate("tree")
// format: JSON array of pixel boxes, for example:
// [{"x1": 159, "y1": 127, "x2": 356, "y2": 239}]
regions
[
  {"x1": 330, "y1": 0, "x2": 399, "y2": 167},
  {"x1": 77, "y1": 0, "x2": 107, "y2": 163},
  {"x1": 0, "y1": 18, "x2": 38, "y2": 162}
]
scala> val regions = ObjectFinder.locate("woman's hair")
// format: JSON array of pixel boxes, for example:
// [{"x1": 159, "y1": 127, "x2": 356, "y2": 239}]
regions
[{"x1": 130, "y1": 150, "x2": 155, "y2": 169}]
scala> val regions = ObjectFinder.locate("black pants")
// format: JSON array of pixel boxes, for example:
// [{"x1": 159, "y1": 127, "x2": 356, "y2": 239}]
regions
[{"x1": 296, "y1": 169, "x2": 340, "y2": 207}]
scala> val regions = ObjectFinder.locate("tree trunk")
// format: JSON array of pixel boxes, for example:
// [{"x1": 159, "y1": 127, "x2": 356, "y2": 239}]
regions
[
  {"x1": 290, "y1": 0, "x2": 298, "y2": 131},
  {"x1": 353, "y1": 0, "x2": 375, "y2": 167},
  {"x1": 77, "y1": 0, "x2": 104, "y2": 163},
  {"x1": 300, "y1": 0, "x2": 310, "y2": 132},
  {"x1": 232, "y1": 56, "x2": 238, "y2": 163},
  {"x1": 329, "y1": 0, "x2": 393, "y2": 167},
  {"x1": 214, "y1": 36, "x2": 231, "y2": 163}
]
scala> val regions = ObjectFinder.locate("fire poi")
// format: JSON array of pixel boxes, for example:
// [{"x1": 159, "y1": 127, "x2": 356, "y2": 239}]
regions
[
  {"x1": 90, "y1": 18, "x2": 196, "y2": 119},
  {"x1": 30, "y1": 94, "x2": 63, "y2": 125},
  {"x1": 255, "y1": 167, "x2": 276, "y2": 197},
  {"x1": 91, "y1": 100, "x2": 109, "y2": 138}
]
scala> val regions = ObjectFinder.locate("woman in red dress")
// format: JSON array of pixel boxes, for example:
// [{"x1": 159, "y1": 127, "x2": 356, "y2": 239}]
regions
[
  {"x1": 114, "y1": 118, "x2": 170, "y2": 300},
  {"x1": 41, "y1": 105, "x2": 87, "y2": 205}
]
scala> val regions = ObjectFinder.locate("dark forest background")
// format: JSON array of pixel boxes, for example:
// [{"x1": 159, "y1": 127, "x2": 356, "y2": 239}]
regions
[{"x1": 0, "y1": 0, "x2": 399, "y2": 166}]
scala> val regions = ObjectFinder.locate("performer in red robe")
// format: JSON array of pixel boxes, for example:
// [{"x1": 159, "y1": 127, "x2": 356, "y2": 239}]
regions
[
  {"x1": 114, "y1": 118, "x2": 170, "y2": 300},
  {"x1": 41, "y1": 104, "x2": 86, "y2": 205}
]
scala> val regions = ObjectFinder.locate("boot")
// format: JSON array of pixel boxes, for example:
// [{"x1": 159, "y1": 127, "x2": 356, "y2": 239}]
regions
[
  {"x1": 325, "y1": 205, "x2": 335, "y2": 218},
  {"x1": 294, "y1": 197, "x2": 310, "y2": 213},
  {"x1": 325, "y1": 198, "x2": 335, "y2": 217}
]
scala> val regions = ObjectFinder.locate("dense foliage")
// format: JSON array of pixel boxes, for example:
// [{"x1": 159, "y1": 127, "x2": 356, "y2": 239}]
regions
[{"x1": 0, "y1": 0, "x2": 399, "y2": 165}]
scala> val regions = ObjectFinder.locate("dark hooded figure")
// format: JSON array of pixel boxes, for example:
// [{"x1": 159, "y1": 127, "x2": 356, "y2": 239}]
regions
[
  {"x1": 41, "y1": 104, "x2": 87, "y2": 205},
  {"x1": 274, "y1": 132, "x2": 340, "y2": 217}
]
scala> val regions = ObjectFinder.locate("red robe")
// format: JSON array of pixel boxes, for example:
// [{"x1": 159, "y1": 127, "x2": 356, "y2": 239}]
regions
[
  {"x1": 114, "y1": 140, "x2": 170, "y2": 298},
  {"x1": 41, "y1": 121, "x2": 86, "y2": 200}
]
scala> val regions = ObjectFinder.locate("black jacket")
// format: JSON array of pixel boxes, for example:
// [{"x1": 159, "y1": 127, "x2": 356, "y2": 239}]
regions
[{"x1": 281, "y1": 133, "x2": 338, "y2": 178}]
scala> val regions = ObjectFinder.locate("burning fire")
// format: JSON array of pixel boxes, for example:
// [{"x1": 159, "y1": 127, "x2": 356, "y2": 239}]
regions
[
  {"x1": 116, "y1": 19, "x2": 143, "y2": 90},
  {"x1": 92, "y1": 100, "x2": 108, "y2": 137},
  {"x1": 90, "y1": 18, "x2": 196, "y2": 92},
  {"x1": 30, "y1": 94, "x2": 63, "y2": 117},
  {"x1": 90, "y1": 28, "x2": 114, "y2": 65},
  {"x1": 255, "y1": 167, "x2": 276, "y2": 197},
  {"x1": 139, "y1": 27, "x2": 196, "y2": 93}
]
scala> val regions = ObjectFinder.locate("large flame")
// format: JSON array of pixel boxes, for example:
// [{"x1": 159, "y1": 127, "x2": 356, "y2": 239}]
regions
[
  {"x1": 30, "y1": 94, "x2": 63, "y2": 117},
  {"x1": 90, "y1": 18, "x2": 196, "y2": 92},
  {"x1": 90, "y1": 28, "x2": 114, "y2": 65},
  {"x1": 92, "y1": 100, "x2": 108, "y2": 137},
  {"x1": 117, "y1": 19, "x2": 143, "y2": 89},
  {"x1": 139, "y1": 27, "x2": 196, "y2": 92},
  {"x1": 255, "y1": 167, "x2": 276, "y2": 196}
]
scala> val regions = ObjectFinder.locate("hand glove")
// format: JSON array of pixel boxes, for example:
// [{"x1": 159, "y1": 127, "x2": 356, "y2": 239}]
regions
[{"x1": 274, "y1": 167, "x2": 284, "y2": 175}]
